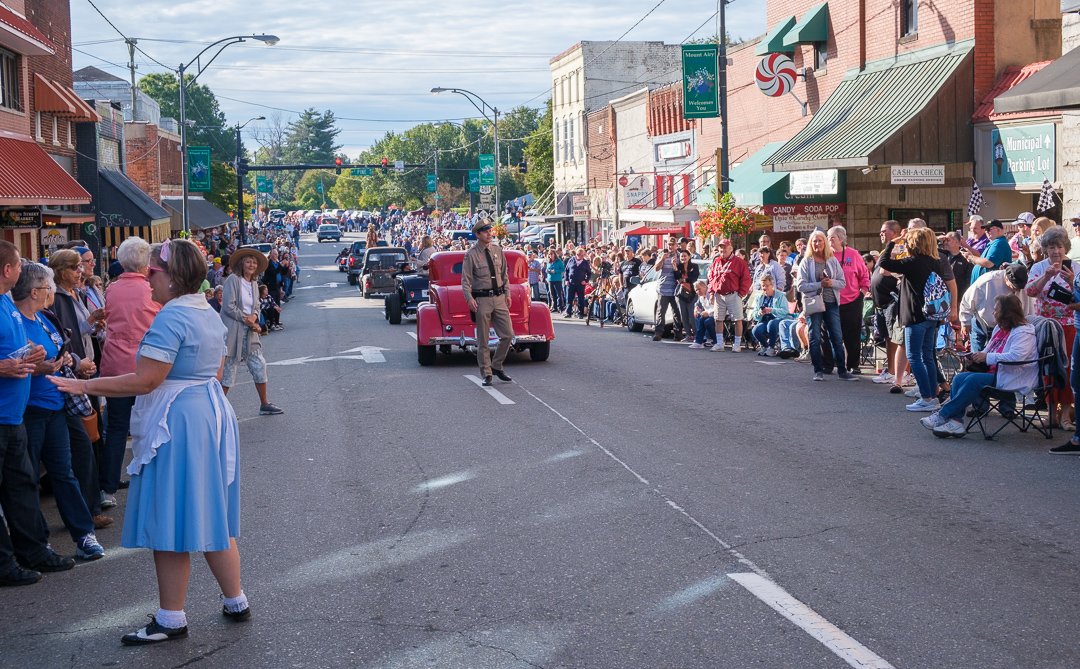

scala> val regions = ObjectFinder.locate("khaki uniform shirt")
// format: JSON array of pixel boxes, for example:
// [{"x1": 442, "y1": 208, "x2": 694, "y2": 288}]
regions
[{"x1": 461, "y1": 242, "x2": 510, "y2": 295}]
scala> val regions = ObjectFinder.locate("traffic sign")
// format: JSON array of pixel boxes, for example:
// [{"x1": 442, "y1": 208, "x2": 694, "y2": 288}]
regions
[
  {"x1": 394, "y1": 160, "x2": 405, "y2": 173},
  {"x1": 350, "y1": 168, "x2": 373, "y2": 177},
  {"x1": 479, "y1": 186, "x2": 493, "y2": 195},
  {"x1": 316, "y1": 182, "x2": 324, "y2": 193},
  {"x1": 256, "y1": 176, "x2": 273, "y2": 194},
  {"x1": 479, "y1": 193, "x2": 493, "y2": 205}
]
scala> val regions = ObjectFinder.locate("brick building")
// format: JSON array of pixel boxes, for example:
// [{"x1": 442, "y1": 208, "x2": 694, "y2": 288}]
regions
[{"x1": 0, "y1": 0, "x2": 95, "y2": 260}]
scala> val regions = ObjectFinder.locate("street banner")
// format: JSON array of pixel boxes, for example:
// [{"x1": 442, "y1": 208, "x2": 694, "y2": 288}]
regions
[
  {"x1": 256, "y1": 176, "x2": 273, "y2": 194},
  {"x1": 682, "y1": 44, "x2": 720, "y2": 119},
  {"x1": 479, "y1": 154, "x2": 496, "y2": 186},
  {"x1": 427, "y1": 174, "x2": 437, "y2": 192},
  {"x1": 187, "y1": 146, "x2": 212, "y2": 192},
  {"x1": 468, "y1": 170, "x2": 480, "y2": 192}
]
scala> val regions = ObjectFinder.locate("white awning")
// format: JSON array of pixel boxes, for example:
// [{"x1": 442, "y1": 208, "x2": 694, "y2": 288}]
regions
[{"x1": 617, "y1": 208, "x2": 699, "y2": 224}]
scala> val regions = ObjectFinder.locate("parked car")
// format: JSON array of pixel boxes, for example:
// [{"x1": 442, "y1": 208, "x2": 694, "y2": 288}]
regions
[
  {"x1": 359, "y1": 246, "x2": 409, "y2": 299},
  {"x1": 415, "y1": 250, "x2": 554, "y2": 365},
  {"x1": 346, "y1": 240, "x2": 389, "y2": 285},
  {"x1": 241, "y1": 242, "x2": 273, "y2": 256},
  {"x1": 317, "y1": 223, "x2": 342, "y2": 242},
  {"x1": 449, "y1": 230, "x2": 476, "y2": 244},
  {"x1": 624, "y1": 258, "x2": 711, "y2": 336},
  {"x1": 384, "y1": 266, "x2": 429, "y2": 324}
]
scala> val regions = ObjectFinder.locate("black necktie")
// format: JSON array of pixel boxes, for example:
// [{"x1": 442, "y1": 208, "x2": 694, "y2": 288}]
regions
[{"x1": 484, "y1": 247, "x2": 499, "y2": 291}]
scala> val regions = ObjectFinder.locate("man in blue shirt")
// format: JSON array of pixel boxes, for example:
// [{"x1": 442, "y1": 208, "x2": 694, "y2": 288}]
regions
[
  {"x1": 0, "y1": 241, "x2": 75, "y2": 586},
  {"x1": 964, "y1": 219, "x2": 1012, "y2": 284},
  {"x1": 563, "y1": 247, "x2": 592, "y2": 318}
]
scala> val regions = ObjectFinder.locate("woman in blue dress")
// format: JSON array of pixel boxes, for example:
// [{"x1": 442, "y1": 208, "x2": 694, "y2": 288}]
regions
[{"x1": 51, "y1": 239, "x2": 249, "y2": 645}]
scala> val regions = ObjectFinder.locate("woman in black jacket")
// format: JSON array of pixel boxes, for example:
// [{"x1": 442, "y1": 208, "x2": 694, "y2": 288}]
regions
[
  {"x1": 875, "y1": 228, "x2": 944, "y2": 413},
  {"x1": 674, "y1": 249, "x2": 700, "y2": 342}
]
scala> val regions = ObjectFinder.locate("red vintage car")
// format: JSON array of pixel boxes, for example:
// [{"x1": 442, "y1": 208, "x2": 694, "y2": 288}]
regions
[{"x1": 415, "y1": 249, "x2": 554, "y2": 365}]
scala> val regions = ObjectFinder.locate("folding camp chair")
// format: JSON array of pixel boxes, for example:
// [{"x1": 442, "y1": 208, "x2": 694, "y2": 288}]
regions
[{"x1": 964, "y1": 353, "x2": 1057, "y2": 440}]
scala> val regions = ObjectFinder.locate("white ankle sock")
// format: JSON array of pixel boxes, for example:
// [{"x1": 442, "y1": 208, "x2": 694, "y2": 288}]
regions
[
  {"x1": 733, "y1": 336, "x2": 742, "y2": 346},
  {"x1": 155, "y1": 608, "x2": 187, "y2": 629},
  {"x1": 223, "y1": 591, "x2": 248, "y2": 613}
]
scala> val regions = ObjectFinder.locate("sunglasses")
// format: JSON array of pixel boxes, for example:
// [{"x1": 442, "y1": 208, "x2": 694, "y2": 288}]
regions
[{"x1": 148, "y1": 265, "x2": 166, "y2": 276}]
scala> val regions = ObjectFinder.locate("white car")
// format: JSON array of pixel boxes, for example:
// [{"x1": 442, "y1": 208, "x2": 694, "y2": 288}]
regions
[{"x1": 624, "y1": 258, "x2": 711, "y2": 334}]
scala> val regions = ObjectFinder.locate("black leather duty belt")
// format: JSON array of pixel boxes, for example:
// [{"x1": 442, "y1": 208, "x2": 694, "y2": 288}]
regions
[{"x1": 471, "y1": 288, "x2": 506, "y2": 297}]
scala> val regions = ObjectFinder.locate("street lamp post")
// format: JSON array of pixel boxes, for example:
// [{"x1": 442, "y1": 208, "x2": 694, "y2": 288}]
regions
[
  {"x1": 234, "y1": 116, "x2": 265, "y2": 246},
  {"x1": 178, "y1": 33, "x2": 278, "y2": 235},
  {"x1": 431, "y1": 87, "x2": 499, "y2": 220}
]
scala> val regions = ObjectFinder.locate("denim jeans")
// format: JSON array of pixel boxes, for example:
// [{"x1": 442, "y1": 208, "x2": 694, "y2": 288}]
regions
[
  {"x1": 65, "y1": 413, "x2": 100, "y2": 516},
  {"x1": 23, "y1": 406, "x2": 95, "y2": 542},
  {"x1": 969, "y1": 317, "x2": 989, "y2": 353},
  {"x1": 695, "y1": 315, "x2": 716, "y2": 344},
  {"x1": 752, "y1": 319, "x2": 781, "y2": 349},
  {"x1": 904, "y1": 320, "x2": 939, "y2": 399},
  {"x1": 548, "y1": 281, "x2": 564, "y2": 310},
  {"x1": 809, "y1": 302, "x2": 846, "y2": 374},
  {"x1": 1072, "y1": 335, "x2": 1080, "y2": 442},
  {"x1": 678, "y1": 299, "x2": 695, "y2": 338},
  {"x1": 779, "y1": 319, "x2": 800, "y2": 351},
  {"x1": 566, "y1": 282, "x2": 586, "y2": 316},
  {"x1": 100, "y1": 395, "x2": 135, "y2": 494},
  {"x1": 938, "y1": 372, "x2": 997, "y2": 421}
]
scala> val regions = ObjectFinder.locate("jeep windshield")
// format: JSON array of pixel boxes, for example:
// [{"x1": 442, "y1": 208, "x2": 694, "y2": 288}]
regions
[{"x1": 366, "y1": 252, "x2": 407, "y2": 270}]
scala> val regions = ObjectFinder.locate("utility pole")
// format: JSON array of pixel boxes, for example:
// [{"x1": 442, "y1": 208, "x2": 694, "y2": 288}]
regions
[
  {"x1": 493, "y1": 108, "x2": 500, "y2": 218},
  {"x1": 235, "y1": 125, "x2": 246, "y2": 245},
  {"x1": 718, "y1": 0, "x2": 730, "y2": 196},
  {"x1": 434, "y1": 149, "x2": 439, "y2": 210},
  {"x1": 125, "y1": 39, "x2": 137, "y2": 121}
]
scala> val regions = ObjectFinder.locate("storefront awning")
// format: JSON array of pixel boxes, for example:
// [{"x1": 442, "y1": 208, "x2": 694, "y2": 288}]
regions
[
  {"x1": 617, "y1": 224, "x2": 690, "y2": 238},
  {"x1": 755, "y1": 16, "x2": 797, "y2": 55},
  {"x1": 98, "y1": 169, "x2": 170, "y2": 229},
  {"x1": 163, "y1": 196, "x2": 232, "y2": 232},
  {"x1": 783, "y1": 3, "x2": 829, "y2": 48},
  {"x1": 994, "y1": 47, "x2": 1080, "y2": 113},
  {"x1": 617, "y1": 208, "x2": 699, "y2": 224},
  {"x1": 0, "y1": 136, "x2": 91, "y2": 206},
  {"x1": 34, "y1": 74, "x2": 100, "y2": 122},
  {"x1": 763, "y1": 39, "x2": 974, "y2": 172},
  {"x1": 730, "y1": 142, "x2": 847, "y2": 208},
  {"x1": 102, "y1": 221, "x2": 171, "y2": 247},
  {"x1": 0, "y1": 5, "x2": 53, "y2": 56}
]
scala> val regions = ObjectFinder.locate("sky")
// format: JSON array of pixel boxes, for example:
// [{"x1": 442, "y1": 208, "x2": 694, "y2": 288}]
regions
[{"x1": 71, "y1": 0, "x2": 767, "y2": 156}]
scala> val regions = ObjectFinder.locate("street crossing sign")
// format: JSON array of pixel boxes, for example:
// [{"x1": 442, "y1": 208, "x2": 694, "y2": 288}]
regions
[{"x1": 394, "y1": 160, "x2": 405, "y2": 173}]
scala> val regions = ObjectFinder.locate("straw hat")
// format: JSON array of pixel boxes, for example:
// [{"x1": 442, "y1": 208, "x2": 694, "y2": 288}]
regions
[{"x1": 230, "y1": 248, "x2": 268, "y2": 276}]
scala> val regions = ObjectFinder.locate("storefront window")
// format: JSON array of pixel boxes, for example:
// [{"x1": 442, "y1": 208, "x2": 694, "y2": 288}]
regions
[
  {"x1": 889, "y1": 209, "x2": 960, "y2": 232},
  {"x1": 0, "y1": 47, "x2": 21, "y2": 112},
  {"x1": 901, "y1": 0, "x2": 918, "y2": 36}
]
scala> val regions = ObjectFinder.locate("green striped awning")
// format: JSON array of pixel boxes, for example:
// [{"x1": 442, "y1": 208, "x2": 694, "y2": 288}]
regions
[{"x1": 763, "y1": 39, "x2": 974, "y2": 172}]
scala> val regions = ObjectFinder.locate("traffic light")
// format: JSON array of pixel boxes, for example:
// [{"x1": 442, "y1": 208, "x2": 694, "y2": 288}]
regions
[
  {"x1": 334, "y1": 157, "x2": 343, "y2": 174},
  {"x1": 237, "y1": 156, "x2": 249, "y2": 174},
  {"x1": 381, "y1": 157, "x2": 389, "y2": 172},
  {"x1": 518, "y1": 161, "x2": 528, "y2": 174}
]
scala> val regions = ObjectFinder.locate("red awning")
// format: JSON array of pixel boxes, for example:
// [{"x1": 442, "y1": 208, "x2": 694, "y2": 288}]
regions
[
  {"x1": 0, "y1": 5, "x2": 53, "y2": 56},
  {"x1": 973, "y1": 61, "x2": 1055, "y2": 123},
  {"x1": 34, "y1": 74, "x2": 101, "y2": 122},
  {"x1": 618, "y1": 224, "x2": 689, "y2": 237},
  {"x1": 0, "y1": 136, "x2": 91, "y2": 206}
]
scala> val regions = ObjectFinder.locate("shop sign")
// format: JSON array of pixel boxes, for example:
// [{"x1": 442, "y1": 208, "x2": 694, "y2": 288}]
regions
[
  {"x1": 763, "y1": 203, "x2": 846, "y2": 216},
  {"x1": 789, "y1": 169, "x2": 839, "y2": 195},
  {"x1": 41, "y1": 228, "x2": 68, "y2": 247},
  {"x1": 773, "y1": 214, "x2": 830, "y2": 233},
  {"x1": 623, "y1": 176, "x2": 651, "y2": 209},
  {"x1": 0, "y1": 209, "x2": 42, "y2": 229},
  {"x1": 572, "y1": 194, "x2": 589, "y2": 220},
  {"x1": 681, "y1": 44, "x2": 719, "y2": 119},
  {"x1": 991, "y1": 123, "x2": 1055, "y2": 186},
  {"x1": 890, "y1": 165, "x2": 945, "y2": 185},
  {"x1": 657, "y1": 141, "x2": 692, "y2": 161}
]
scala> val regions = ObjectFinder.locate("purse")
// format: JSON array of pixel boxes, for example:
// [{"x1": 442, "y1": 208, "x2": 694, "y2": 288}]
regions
[
  {"x1": 1046, "y1": 281, "x2": 1073, "y2": 305},
  {"x1": 81, "y1": 410, "x2": 100, "y2": 443},
  {"x1": 57, "y1": 365, "x2": 95, "y2": 418},
  {"x1": 802, "y1": 293, "x2": 825, "y2": 315}
]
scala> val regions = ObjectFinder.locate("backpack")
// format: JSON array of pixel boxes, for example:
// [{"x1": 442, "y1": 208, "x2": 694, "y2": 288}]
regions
[{"x1": 922, "y1": 271, "x2": 950, "y2": 321}]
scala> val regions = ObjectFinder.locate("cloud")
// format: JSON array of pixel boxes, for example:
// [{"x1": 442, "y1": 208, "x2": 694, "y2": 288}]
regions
[{"x1": 72, "y1": 0, "x2": 766, "y2": 155}]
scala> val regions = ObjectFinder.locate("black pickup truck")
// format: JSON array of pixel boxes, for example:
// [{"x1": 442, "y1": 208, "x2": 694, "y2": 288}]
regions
[{"x1": 345, "y1": 240, "x2": 388, "y2": 285}]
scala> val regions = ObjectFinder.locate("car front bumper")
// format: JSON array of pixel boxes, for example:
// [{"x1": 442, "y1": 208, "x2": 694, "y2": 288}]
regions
[{"x1": 424, "y1": 334, "x2": 549, "y2": 347}]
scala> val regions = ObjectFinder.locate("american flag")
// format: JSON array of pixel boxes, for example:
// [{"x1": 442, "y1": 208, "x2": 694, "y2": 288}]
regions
[
  {"x1": 967, "y1": 181, "x2": 983, "y2": 216},
  {"x1": 1037, "y1": 178, "x2": 1057, "y2": 213}
]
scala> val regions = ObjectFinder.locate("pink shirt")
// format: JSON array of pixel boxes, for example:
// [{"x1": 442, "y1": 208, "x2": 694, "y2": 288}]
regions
[
  {"x1": 99, "y1": 273, "x2": 160, "y2": 377},
  {"x1": 834, "y1": 246, "x2": 870, "y2": 305}
]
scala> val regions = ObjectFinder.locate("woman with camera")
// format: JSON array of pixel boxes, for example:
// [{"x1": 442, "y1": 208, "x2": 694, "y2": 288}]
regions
[{"x1": 1024, "y1": 225, "x2": 1076, "y2": 424}]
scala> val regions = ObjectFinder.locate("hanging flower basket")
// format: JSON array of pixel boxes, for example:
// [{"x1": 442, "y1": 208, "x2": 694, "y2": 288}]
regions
[
  {"x1": 492, "y1": 221, "x2": 509, "y2": 240},
  {"x1": 697, "y1": 192, "x2": 756, "y2": 240}
]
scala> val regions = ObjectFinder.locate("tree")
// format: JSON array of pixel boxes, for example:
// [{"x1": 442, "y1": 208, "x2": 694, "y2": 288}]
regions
[
  {"x1": 687, "y1": 32, "x2": 744, "y2": 46},
  {"x1": 204, "y1": 161, "x2": 240, "y2": 216},
  {"x1": 523, "y1": 99, "x2": 553, "y2": 205},
  {"x1": 294, "y1": 170, "x2": 338, "y2": 210},
  {"x1": 278, "y1": 109, "x2": 342, "y2": 201},
  {"x1": 497, "y1": 105, "x2": 540, "y2": 167}
]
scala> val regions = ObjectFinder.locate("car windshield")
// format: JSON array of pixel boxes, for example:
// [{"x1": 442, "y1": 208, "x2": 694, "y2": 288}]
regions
[
  {"x1": 319, "y1": 225, "x2": 338, "y2": 231},
  {"x1": 367, "y1": 253, "x2": 407, "y2": 269}
]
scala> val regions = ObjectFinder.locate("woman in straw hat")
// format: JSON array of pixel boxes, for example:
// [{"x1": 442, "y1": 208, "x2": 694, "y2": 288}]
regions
[{"x1": 220, "y1": 248, "x2": 282, "y2": 415}]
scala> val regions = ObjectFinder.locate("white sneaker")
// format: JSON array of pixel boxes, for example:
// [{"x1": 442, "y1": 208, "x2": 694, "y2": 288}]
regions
[
  {"x1": 871, "y1": 371, "x2": 894, "y2": 384},
  {"x1": 795, "y1": 350, "x2": 810, "y2": 362},
  {"x1": 932, "y1": 418, "x2": 967, "y2": 437},
  {"x1": 920, "y1": 412, "x2": 950, "y2": 430},
  {"x1": 904, "y1": 388, "x2": 920, "y2": 398},
  {"x1": 688, "y1": 343, "x2": 704, "y2": 349},
  {"x1": 901, "y1": 373, "x2": 917, "y2": 387},
  {"x1": 710, "y1": 344, "x2": 724, "y2": 352},
  {"x1": 906, "y1": 398, "x2": 940, "y2": 412},
  {"x1": 730, "y1": 344, "x2": 742, "y2": 353}
]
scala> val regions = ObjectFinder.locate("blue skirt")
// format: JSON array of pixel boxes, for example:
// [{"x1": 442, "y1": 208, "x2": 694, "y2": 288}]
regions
[{"x1": 121, "y1": 385, "x2": 240, "y2": 552}]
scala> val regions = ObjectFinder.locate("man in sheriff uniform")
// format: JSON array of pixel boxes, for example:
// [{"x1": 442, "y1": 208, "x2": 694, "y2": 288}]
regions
[{"x1": 461, "y1": 218, "x2": 513, "y2": 386}]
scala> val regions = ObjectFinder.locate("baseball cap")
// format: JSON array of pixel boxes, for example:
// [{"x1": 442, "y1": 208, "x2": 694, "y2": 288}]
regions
[
  {"x1": 1016, "y1": 212, "x2": 1035, "y2": 226},
  {"x1": 1069, "y1": 213, "x2": 1080, "y2": 224},
  {"x1": 1004, "y1": 262, "x2": 1029, "y2": 289},
  {"x1": 985, "y1": 219, "x2": 1005, "y2": 230}
]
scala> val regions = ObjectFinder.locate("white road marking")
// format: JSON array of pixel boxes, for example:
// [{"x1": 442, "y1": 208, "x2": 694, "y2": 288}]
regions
[
  {"x1": 267, "y1": 353, "x2": 380, "y2": 366},
  {"x1": 413, "y1": 471, "x2": 474, "y2": 493},
  {"x1": 406, "y1": 332, "x2": 417, "y2": 340},
  {"x1": 728, "y1": 572, "x2": 895, "y2": 669},
  {"x1": 295, "y1": 282, "x2": 340, "y2": 290},
  {"x1": 754, "y1": 360, "x2": 789, "y2": 366},
  {"x1": 465, "y1": 374, "x2": 515, "y2": 405},
  {"x1": 338, "y1": 345, "x2": 388, "y2": 362}
]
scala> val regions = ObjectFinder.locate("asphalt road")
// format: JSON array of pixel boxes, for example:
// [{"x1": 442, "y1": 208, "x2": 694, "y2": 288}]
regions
[{"x1": 3, "y1": 232, "x2": 1080, "y2": 669}]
